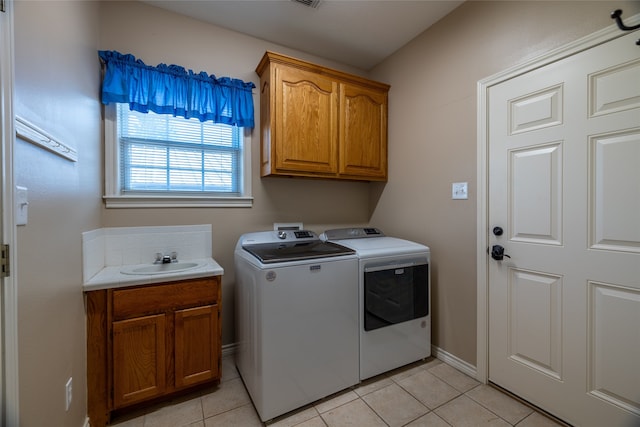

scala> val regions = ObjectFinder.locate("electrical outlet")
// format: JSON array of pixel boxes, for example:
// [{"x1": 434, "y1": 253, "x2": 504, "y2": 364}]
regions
[{"x1": 65, "y1": 377, "x2": 72, "y2": 411}]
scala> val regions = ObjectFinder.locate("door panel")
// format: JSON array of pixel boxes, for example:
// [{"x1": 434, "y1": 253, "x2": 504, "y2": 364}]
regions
[
  {"x1": 588, "y1": 281, "x2": 640, "y2": 415},
  {"x1": 507, "y1": 269, "x2": 563, "y2": 381},
  {"x1": 589, "y1": 129, "x2": 640, "y2": 252},
  {"x1": 509, "y1": 142, "x2": 563, "y2": 245},
  {"x1": 488, "y1": 31, "x2": 640, "y2": 427},
  {"x1": 588, "y1": 59, "x2": 640, "y2": 117},
  {"x1": 509, "y1": 84, "x2": 563, "y2": 135}
]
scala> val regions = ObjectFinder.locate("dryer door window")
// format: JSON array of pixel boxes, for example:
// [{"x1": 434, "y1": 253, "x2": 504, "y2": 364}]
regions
[{"x1": 364, "y1": 262, "x2": 429, "y2": 331}]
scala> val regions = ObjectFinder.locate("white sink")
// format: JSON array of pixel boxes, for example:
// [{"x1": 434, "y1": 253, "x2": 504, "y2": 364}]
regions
[{"x1": 120, "y1": 261, "x2": 203, "y2": 275}]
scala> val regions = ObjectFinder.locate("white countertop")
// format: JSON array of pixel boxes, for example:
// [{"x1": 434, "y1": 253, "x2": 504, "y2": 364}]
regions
[{"x1": 83, "y1": 258, "x2": 224, "y2": 291}]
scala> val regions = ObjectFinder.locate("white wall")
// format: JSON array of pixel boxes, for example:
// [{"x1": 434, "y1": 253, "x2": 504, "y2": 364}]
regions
[
  {"x1": 13, "y1": 1, "x2": 102, "y2": 425},
  {"x1": 369, "y1": 0, "x2": 640, "y2": 364},
  {"x1": 11, "y1": 1, "x2": 640, "y2": 425},
  {"x1": 98, "y1": 0, "x2": 374, "y2": 346}
]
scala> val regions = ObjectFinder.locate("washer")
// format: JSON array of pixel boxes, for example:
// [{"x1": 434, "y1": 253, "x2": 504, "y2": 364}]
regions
[
  {"x1": 234, "y1": 230, "x2": 359, "y2": 422},
  {"x1": 322, "y1": 227, "x2": 431, "y2": 380}
]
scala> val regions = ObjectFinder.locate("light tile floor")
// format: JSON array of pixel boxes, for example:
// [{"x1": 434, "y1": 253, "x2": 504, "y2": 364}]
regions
[{"x1": 110, "y1": 356, "x2": 565, "y2": 427}]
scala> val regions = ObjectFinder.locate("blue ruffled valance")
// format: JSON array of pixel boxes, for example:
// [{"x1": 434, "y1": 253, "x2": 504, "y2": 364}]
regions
[{"x1": 98, "y1": 50, "x2": 255, "y2": 128}]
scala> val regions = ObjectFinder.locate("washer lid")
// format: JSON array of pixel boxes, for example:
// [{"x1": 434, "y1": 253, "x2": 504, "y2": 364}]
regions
[{"x1": 243, "y1": 240, "x2": 355, "y2": 264}]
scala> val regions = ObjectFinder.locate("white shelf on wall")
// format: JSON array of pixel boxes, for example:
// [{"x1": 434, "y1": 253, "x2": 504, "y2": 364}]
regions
[{"x1": 15, "y1": 115, "x2": 77, "y2": 162}]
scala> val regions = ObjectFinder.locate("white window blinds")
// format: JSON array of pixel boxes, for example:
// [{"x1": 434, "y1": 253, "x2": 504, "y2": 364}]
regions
[{"x1": 117, "y1": 104, "x2": 242, "y2": 195}]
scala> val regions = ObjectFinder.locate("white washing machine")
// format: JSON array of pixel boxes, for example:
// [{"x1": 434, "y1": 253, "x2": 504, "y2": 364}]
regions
[
  {"x1": 234, "y1": 230, "x2": 359, "y2": 422},
  {"x1": 322, "y1": 227, "x2": 431, "y2": 380}
]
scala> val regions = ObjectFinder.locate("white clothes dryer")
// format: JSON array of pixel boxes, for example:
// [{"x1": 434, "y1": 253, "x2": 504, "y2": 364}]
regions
[{"x1": 322, "y1": 227, "x2": 431, "y2": 380}]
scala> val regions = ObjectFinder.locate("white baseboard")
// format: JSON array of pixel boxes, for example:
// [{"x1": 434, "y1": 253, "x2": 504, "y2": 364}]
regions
[
  {"x1": 222, "y1": 342, "x2": 238, "y2": 358},
  {"x1": 431, "y1": 345, "x2": 479, "y2": 380}
]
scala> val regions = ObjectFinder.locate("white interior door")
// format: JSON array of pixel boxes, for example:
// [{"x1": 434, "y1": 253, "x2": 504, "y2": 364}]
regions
[
  {"x1": 488, "y1": 31, "x2": 640, "y2": 427},
  {"x1": 0, "y1": 5, "x2": 8, "y2": 423},
  {"x1": 0, "y1": 2, "x2": 18, "y2": 426}
]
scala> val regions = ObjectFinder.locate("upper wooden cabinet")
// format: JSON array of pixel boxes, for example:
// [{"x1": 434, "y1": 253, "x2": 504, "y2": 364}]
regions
[{"x1": 256, "y1": 51, "x2": 389, "y2": 181}]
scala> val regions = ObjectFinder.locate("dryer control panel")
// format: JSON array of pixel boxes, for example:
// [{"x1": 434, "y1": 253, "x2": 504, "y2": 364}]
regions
[{"x1": 322, "y1": 227, "x2": 385, "y2": 240}]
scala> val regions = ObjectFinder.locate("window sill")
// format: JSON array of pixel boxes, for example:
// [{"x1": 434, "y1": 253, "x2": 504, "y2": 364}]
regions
[{"x1": 103, "y1": 195, "x2": 254, "y2": 208}]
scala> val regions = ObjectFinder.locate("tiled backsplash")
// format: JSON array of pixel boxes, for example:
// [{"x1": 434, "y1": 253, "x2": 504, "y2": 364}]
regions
[{"x1": 82, "y1": 224, "x2": 212, "y2": 283}]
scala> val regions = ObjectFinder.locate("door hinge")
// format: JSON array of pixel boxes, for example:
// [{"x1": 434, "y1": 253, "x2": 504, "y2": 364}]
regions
[{"x1": 0, "y1": 244, "x2": 10, "y2": 277}]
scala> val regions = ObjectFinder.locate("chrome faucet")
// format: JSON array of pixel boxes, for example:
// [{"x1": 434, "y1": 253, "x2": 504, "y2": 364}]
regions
[{"x1": 154, "y1": 251, "x2": 178, "y2": 264}]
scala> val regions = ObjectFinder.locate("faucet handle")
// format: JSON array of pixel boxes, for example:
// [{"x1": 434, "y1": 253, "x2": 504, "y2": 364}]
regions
[
  {"x1": 155, "y1": 252, "x2": 163, "y2": 263},
  {"x1": 170, "y1": 251, "x2": 178, "y2": 262}
]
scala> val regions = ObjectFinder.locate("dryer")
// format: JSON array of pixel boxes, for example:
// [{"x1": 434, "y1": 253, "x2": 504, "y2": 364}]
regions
[{"x1": 322, "y1": 227, "x2": 431, "y2": 380}]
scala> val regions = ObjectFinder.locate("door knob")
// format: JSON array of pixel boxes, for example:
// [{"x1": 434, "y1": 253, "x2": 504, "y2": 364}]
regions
[
  {"x1": 491, "y1": 245, "x2": 511, "y2": 261},
  {"x1": 493, "y1": 226, "x2": 504, "y2": 236}
]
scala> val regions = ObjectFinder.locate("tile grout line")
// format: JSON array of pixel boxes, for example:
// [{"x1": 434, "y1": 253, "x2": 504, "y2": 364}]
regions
[
  {"x1": 463, "y1": 385, "x2": 533, "y2": 426},
  {"x1": 487, "y1": 382, "x2": 572, "y2": 427},
  {"x1": 380, "y1": 360, "x2": 462, "y2": 426},
  {"x1": 388, "y1": 362, "x2": 521, "y2": 427},
  {"x1": 112, "y1": 356, "x2": 563, "y2": 427},
  {"x1": 424, "y1": 368, "x2": 524, "y2": 426},
  {"x1": 357, "y1": 393, "x2": 393, "y2": 427}
]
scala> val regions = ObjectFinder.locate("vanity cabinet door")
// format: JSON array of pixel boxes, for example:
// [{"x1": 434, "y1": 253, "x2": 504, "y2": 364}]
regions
[
  {"x1": 112, "y1": 313, "x2": 167, "y2": 408},
  {"x1": 175, "y1": 304, "x2": 220, "y2": 389}
]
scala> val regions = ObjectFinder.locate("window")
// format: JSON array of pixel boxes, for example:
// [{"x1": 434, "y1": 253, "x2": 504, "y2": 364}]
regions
[
  {"x1": 98, "y1": 50, "x2": 255, "y2": 208},
  {"x1": 104, "y1": 105, "x2": 252, "y2": 208},
  {"x1": 120, "y1": 105, "x2": 241, "y2": 193}
]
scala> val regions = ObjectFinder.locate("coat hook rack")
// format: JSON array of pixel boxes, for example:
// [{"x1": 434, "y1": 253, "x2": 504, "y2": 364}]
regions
[{"x1": 610, "y1": 9, "x2": 640, "y2": 45}]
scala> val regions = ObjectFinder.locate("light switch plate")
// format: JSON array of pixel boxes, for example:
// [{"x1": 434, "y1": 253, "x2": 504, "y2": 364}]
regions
[
  {"x1": 16, "y1": 186, "x2": 28, "y2": 225},
  {"x1": 452, "y1": 182, "x2": 468, "y2": 200}
]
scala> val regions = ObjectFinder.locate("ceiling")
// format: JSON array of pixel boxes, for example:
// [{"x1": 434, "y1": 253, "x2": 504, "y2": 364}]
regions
[{"x1": 141, "y1": 0, "x2": 465, "y2": 70}]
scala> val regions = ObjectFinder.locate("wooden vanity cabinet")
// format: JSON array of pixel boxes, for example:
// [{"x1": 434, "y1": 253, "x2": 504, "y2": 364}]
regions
[
  {"x1": 256, "y1": 51, "x2": 389, "y2": 181},
  {"x1": 86, "y1": 276, "x2": 221, "y2": 427}
]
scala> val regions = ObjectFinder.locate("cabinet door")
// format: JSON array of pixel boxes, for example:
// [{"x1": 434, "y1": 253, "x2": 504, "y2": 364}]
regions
[
  {"x1": 112, "y1": 313, "x2": 166, "y2": 408},
  {"x1": 274, "y1": 65, "x2": 339, "y2": 175},
  {"x1": 175, "y1": 304, "x2": 219, "y2": 389},
  {"x1": 339, "y1": 83, "x2": 388, "y2": 180}
]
